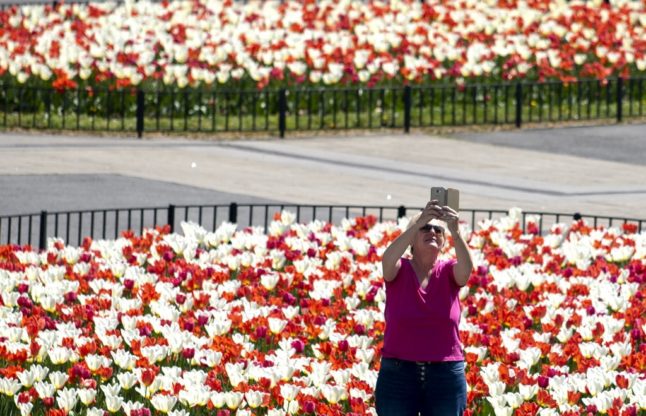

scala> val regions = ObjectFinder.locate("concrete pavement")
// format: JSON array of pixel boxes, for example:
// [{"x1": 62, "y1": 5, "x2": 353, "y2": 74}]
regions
[{"x1": 1, "y1": 127, "x2": 645, "y2": 220}]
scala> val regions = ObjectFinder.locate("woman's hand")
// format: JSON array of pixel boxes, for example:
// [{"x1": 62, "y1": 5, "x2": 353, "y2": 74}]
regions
[
  {"x1": 439, "y1": 205, "x2": 460, "y2": 232},
  {"x1": 418, "y1": 200, "x2": 443, "y2": 225}
]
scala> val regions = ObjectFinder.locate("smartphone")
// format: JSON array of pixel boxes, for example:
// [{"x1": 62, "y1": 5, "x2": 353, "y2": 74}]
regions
[{"x1": 431, "y1": 187, "x2": 460, "y2": 210}]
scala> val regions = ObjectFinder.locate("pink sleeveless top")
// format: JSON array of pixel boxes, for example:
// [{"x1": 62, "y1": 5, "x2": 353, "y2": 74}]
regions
[{"x1": 381, "y1": 257, "x2": 464, "y2": 362}]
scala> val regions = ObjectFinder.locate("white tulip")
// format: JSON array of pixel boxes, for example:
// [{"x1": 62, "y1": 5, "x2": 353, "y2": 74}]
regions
[
  {"x1": 217, "y1": 70, "x2": 230, "y2": 84},
  {"x1": 488, "y1": 381, "x2": 507, "y2": 397},
  {"x1": 224, "y1": 391, "x2": 244, "y2": 410},
  {"x1": 105, "y1": 394, "x2": 124, "y2": 413},
  {"x1": 17, "y1": 370, "x2": 36, "y2": 388},
  {"x1": 261, "y1": 273, "x2": 280, "y2": 290},
  {"x1": 518, "y1": 383, "x2": 538, "y2": 400},
  {"x1": 56, "y1": 388, "x2": 78, "y2": 413},
  {"x1": 211, "y1": 392, "x2": 225, "y2": 408},
  {"x1": 34, "y1": 381, "x2": 55, "y2": 399},
  {"x1": 179, "y1": 386, "x2": 211, "y2": 407},
  {"x1": 17, "y1": 403, "x2": 33, "y2": 416},
  {"x1": 268, "y1": 317, "x2": 288, "y2": 334},
  {"x1": 309, "y1": 71, "x2": 322, "y2": 83},
  {"x1": 245, "y1": 390, "x2": 265, "y2": 408},
  {"x1": 117, "y1": 372, "x2": 138, "y2": 390},
  {"x1": 0, "y1": 378, "x2": 22, "y2": 396},
  {"x1": 151, "y1": 394, "x2": 178, "y2": 413},
  {"x1": 17, "y1": 72, "x2": 29, "y2": 84},
  {"x1": 280, "y1": 384, "x2": 300, "y2": 401},
  {"x1": 320, "y1": 384, "x2": 346, "y2": 404},
  {"x1": 78, "y1": 388, "x2": 97, "y2": 405},
  {"x1": 48, "y1": 371, "x2": 68, "y2": 390},
  {"x1": 100, "y1": 383, "x2": 122, "y2": 398}
]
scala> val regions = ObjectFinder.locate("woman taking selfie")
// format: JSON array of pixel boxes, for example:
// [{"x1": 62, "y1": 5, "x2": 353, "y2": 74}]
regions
[{"x1": 375, "y1": 200, "x2": 473, "y2": 416}]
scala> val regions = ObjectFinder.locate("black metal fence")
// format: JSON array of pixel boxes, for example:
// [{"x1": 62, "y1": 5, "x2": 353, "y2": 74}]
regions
[
  {"x1": 1, "y1": 77, "x2": 644, "y2": 138},
  {"x1": 1, "y1": 203, "x2": 644, "y2": 249}
]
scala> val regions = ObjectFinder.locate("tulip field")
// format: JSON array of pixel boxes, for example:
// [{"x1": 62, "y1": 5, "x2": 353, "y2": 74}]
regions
[
  {"x1": 1, "y1": 0, "x2": 645, "y2": 88},
  {"x1": 0, "y1": 209, "x2": 644, "y2": 416},
  {"x1": 0, "y1": 0, "x2": 645, "y2": 414},
  {"x1": 1, "y1": 0, "x2": 646, "y2": 134}
]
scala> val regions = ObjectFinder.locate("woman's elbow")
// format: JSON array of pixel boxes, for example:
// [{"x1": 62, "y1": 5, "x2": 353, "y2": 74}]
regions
[
  {"x1": 382, "y1": 260, "x2": 400, "y2": 282},
  {"x1": 453, "y1": 265, "x2": 473, "y2": 286}
]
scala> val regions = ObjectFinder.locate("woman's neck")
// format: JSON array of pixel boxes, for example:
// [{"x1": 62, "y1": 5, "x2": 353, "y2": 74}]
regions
[{"x1": 411, "y1": 253, "x2": 438, "y2": 275}]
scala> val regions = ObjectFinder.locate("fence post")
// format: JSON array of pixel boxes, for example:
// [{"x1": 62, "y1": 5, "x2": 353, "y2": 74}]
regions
[
  {"x1": 2, "y1": 83, "x2": 8, "y2": 127},
  {"x1": 397, "y1": 205, "x2": 407, "y2": 219},
  {"x1": 278, "y1": 88, "x2": 287, "y2": 138},
  {"x1": 136, "y1": 89, "x2": 145, "y2": 138},
  {"x1": 39, "y1": 211, "x2": 48, "y2": 251},
  {"x1": 616, "y1": 77, "x2": 623, "y2": 123},
  {"x1": 229, "y1": 203, "x2": 238, "y2": 223},
  {"x1": 168, "y1": 204, "x2": 175, "y2": 233},
  {"x1": 403, "y1": 85, "x2": 412, "y2": 133},
  {"x1": 515, "y1": 82, "x2": 523, "y2": 128}
]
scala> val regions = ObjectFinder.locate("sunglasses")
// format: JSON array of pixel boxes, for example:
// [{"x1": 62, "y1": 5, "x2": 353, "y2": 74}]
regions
[{"x1": 419, "y1": 224, "x2": 444, "y2": 234}]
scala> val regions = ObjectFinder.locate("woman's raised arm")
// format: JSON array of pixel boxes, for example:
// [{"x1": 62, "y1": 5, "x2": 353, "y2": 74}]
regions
[{"x1": 440, "y1": 206, "x2": 474, "y2": 286}]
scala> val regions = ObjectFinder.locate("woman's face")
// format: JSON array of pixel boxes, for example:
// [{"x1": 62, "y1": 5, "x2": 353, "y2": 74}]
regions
[{"x1": 413, "y1": 221, "x2": 445, "y2": 253}]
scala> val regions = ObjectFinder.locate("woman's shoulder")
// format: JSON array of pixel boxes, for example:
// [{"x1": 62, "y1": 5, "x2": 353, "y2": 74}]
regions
[
  {"x1": 435, "y1": 257, "x2": 457, "y2": 274},
  {"x1": 386, "y1": 257, "x2": 412, "y2": 285}
]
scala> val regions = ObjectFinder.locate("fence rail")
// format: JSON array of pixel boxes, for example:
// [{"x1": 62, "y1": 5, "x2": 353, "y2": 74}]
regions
[
  {"x1": 1, "y1": 77, "x2": 644, "y2": 137},
  {"x1": 1, "y1": 203, "x2": 644, "y2": 249}
]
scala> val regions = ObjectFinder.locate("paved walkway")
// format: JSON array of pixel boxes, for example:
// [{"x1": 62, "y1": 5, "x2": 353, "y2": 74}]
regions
[{"x1": 1, "y1": 124, "x2": 645, "y2": 220}]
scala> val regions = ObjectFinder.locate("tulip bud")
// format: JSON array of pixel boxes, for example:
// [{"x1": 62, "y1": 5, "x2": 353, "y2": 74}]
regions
[
  {"x1": 123, "y1": 279, "x2": 135, "y2": 291},
  {"x1": 183, "y1": 320, "x2": 194, "y2": 332},
  {"x1": 303, "y1": 400, "x2": 316, "y2": 413},
  {"x1": 290, "y1": 339, "x2": 305, "y2": 353},
  {"x1": 64, "y1": 292, "x2": 77, "y2": 303},
  {"x1": 631, "y1": 328, "x2": 642, "y2": 341},
  {"x1": 586, "y1": 405, "x2": 598, "y2": 414},
  {"x1": 17, "y1": 296, "x2": 33, "y2": 309},
  {"x1": 255, "y1": 326, "x2": 268, "y2": 339},
  {"x1": 522, "y1": 317, "x2": 532, "y2": 329},
  {"x1": 182, "y1": 348, "x2": 195, "y2": 360},
  {"x1": 176, "y1": 294, "x2": 186, "y2": 305},
  {"x1": 282, "y1": 292, "x2": 296, "y2": 305}
]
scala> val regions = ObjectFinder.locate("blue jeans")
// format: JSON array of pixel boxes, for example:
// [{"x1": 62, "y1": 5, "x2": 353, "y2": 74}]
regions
[{"x1": 375, "y1": 357, "x2": 467, "y2": 416}]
